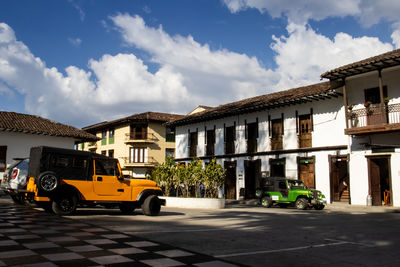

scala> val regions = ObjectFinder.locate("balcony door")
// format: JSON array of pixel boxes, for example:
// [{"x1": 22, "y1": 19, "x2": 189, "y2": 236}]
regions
[
  {"x1": 299, "y1": 114, "x2": 312, "y2": 148},
  {"x1": 271, "y1": 119, "x2": 283, "y2": 150},
  {"x1": 364, "y1": 87, "x2": 388, "y2": 125},
  {"x1": 131, "y1": 124, "x2": 147, "y2": 140}
]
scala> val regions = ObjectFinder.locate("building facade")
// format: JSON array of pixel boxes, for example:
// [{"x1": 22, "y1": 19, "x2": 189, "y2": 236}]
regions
[
  {"x1": 0, "y1": 111, "x2": 97, "y2": 177},
  {"x1": 322, "y1": 49, "x2": 400, "y2": 207},
  {"x1": 82, "y1": 112, "x2": 183, "y2": 178},
  {"x1": 170, "y1": 82, "x2": 349, "y2": 202}
]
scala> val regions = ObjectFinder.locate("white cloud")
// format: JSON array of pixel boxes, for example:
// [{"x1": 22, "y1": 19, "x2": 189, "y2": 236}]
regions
[
  {"x1": 223, "y1": 0, "x2": 400, "y2": 26},
  {"x1": 68, "y1": 37, "x2": 82, "y2": 47},
  {"x1": 111, "y1": 14, "x2": 277, "y2": 103},
  {"x1": 0, "y1": 13, "x2": 396, "y2": 127},
  {"x1": 270, "y1": 23, "x2": 393, "y2": 89},
  {"x1": 0, "y1": 22, "x2": 190, "y2": 127}
]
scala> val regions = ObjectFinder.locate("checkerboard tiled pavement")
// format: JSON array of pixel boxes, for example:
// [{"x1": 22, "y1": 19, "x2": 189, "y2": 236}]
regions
[{"x1": 0, "y1": 204, "x2": 239, "y2": 266}]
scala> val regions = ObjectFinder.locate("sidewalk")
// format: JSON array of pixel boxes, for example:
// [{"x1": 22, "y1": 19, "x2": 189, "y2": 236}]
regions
[
  {"x1": 226, "y1": 198, "x2": 400, "y2": 213},
  {"x1": 326, "y1": 201, "x2": 400, "y2": 213}
]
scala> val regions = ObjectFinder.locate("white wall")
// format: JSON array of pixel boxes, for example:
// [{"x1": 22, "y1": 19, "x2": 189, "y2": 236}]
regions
[
  {"x1": 0, "y1": 131, "x2": 76, "y2": 176},
  {"x1": 175, "y1": 96, "x2": 347, "y2": 200}
]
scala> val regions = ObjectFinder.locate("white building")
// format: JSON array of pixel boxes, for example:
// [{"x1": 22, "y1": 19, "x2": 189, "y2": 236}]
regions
[
  {"x1": 0, "y1": 111, "x2": 97, "y2": 177},
  {"x1": 322, "y1": 49, "x2": 400, "y2": 207},
  {"x1": 170, "y1": 82, "x2": 348, "y2": 202}
]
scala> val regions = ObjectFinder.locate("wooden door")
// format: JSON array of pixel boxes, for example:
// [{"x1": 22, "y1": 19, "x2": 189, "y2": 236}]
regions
[
  {"x1": 368, "y1": 156, "x2": 391, "y2": 206},
  {"x1": 330, "y1": 156, "x2": 349, "y2": 203},
  {"x1": 369, "y1": 159, "x2": 382, "y2": 206},
  {"x1": 298, "y1": 158, "x2": 315, "y2": 189},
  {"x1": 224, "y1": 161, "x2": 237, "y2": 199},
  {"x1": 244, "y1": 159, "x2": 261, "y2": 199}
]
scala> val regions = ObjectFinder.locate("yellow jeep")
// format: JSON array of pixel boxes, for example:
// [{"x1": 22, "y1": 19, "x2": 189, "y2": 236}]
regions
[{"x1": 26, "y1": 146, "x2": 165, "y2": 215}]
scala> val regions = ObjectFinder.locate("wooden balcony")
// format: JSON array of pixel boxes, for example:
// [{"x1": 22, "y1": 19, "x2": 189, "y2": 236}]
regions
[
  {"x1": 346, "y1": 103, "x2": 400, "y2": 135},
  {"x1": 87, "y1": 142, "x2": 97, "y2": 149},
  {"x1": 124, "y1": 133, "x2": 158, "y2": 144},
  {"x1": 122, "y1": 156, "x2": 158, "y2": 167}
]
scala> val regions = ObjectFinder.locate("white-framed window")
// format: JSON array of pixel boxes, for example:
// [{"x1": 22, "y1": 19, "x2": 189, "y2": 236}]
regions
[{"x1": 130, "y1": 147, "x2": 148, "y2": 163}]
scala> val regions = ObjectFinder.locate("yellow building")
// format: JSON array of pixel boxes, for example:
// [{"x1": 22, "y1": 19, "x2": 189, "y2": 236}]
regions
[{"x1": 81, "y1": 112, "x2": 183, "y2": 178}]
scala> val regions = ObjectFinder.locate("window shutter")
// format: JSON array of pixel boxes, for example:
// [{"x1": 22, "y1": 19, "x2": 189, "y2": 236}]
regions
[
  {"x1": 245, "y1": 120, "x2": 248, "y2": 140},
  {"x1": 295, "y1": 111, "x2": 299, "y2": 134},
  {"x1": 234, "y1": 121, "x2": 236, "y2": 141},
  {"x1": 188, "y1": 129, "x2": 191, "y2": 147},
  {"x1": 281, "y1": 113, "x2": 284, "y2": 134},
  {"x1": 268, "y1": 115, "x2": 271, "y2": 136},
  {"x1": 223, "y1": 123, "x2": 226, "y2": 142},
  {"x1": 205, "y1": 126, "x2": 207, "y2": 144},
  {"x1": 256, "y1": 117, "x2": 259, "y2": 138},
  {"x1": 310, "y1": 108, "x2": 314, "y2": 131}
]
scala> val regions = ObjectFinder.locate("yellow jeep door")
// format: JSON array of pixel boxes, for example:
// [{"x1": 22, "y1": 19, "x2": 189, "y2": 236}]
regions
[{"x1": 93, "y1": 159, "x2": 125, "y2": 196}]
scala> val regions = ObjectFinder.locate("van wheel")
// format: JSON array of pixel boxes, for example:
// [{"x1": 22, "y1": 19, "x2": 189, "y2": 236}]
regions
[
  {"x1": 52, "y1": 194, "x2": 77, "y2": 215},
  {"x1": 119, "y1": 203, "x2": 136, "y2": 214},
  {"x1": 142, "y1": 195, "x2": 161, "y2": 216},
  {"x1": 38, "y1": 171, "x2": 59, "y2": 192}
]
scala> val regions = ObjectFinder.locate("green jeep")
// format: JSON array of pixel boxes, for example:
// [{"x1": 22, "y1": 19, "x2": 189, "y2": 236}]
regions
[{"x1": 255, "y1": 177, "x2": 327, "y2": 210}]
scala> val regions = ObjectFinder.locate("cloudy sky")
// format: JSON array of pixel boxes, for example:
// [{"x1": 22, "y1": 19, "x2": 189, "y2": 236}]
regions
[{"x1": 1, "y1": 0, "x2": 399, "y2": 127}]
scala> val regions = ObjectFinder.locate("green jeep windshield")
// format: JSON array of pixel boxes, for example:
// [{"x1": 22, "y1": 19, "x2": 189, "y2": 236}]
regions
[{"x1": 288, "y1": 180, "x2": 307, "y2": 189}]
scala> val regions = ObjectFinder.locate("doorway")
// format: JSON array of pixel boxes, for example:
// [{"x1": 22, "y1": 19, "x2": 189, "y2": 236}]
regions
[
  {"x1": 298, "y1": 157, "x2": 315, "y2": 189},
  {"x1": 244, "y1": 159, "x2": 261, "y2": 199},
  {"x1": 224, "y1": 161, "x2": 237, "y2": 199},
  {"x1": 367, "y1": 156, "x2": 391, "y2": 206},
  {"x1": 330, "y1": 155, "x2": 350, "y2": 203}
]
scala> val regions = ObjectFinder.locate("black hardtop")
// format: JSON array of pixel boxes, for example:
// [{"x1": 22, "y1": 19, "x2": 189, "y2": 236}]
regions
[{"x1": 28, "y1": 146, "x2": 114, "y2": 179}]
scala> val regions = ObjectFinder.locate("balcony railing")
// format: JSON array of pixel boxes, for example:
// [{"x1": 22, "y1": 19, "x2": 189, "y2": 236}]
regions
[
  {"x1": 121, "y1": 156, "x2": 158, "y2": 167},
  {"x1": 346, "y1": 103, "x2": 400, "y2": 135},
  {"x1": 124, "y1": 133, "x2": 158, "y2": 143}
]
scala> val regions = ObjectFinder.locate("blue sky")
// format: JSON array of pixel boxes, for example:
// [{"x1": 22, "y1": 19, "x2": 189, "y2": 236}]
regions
[{"x1": 1, "y1": 0, "x2": 400, "y2": 127}]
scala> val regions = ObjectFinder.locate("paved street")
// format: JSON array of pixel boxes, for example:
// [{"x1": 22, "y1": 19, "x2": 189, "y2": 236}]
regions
[{"x1": 2, "y1": 196, "x2": 400, "y2": 266}]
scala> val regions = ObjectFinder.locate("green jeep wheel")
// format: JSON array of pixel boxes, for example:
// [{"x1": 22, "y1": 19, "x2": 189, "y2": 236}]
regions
[
  {"x1": 261, "y1": 196, "x2": 272, "y2": 208},
  {"x1": 295, "y1": 198, "x2": 309, "y2": 210}
]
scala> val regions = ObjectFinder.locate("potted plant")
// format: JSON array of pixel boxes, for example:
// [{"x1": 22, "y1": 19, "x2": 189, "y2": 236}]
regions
[{"x1": 364, "y1": 100, "x2": 372, "y2": 108}]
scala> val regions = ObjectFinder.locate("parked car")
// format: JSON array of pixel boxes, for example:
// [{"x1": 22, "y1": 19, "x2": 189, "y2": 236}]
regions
[
  {"x1": 255, "y1": 177, "x2": 327, "y2": 210},
  {"x1": 25, "y1": 146, "x2": 165, "y2": 216},
  {"x1": 1, "y1": 158, "x2": 29, "y2": 204}
]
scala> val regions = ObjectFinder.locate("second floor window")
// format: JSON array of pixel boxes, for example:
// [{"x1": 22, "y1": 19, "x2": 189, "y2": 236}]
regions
[
  {"x1": 246, "y1": 122, "x2": 258, "y2": 153},
  {"x1": 298, "y1": 114, "x2": 312, "y2": 148},
  {"x1": 206, "y1": 129, "x2": 215, "y2": 156},
  {"x1": 225, "y1": 125, "x2": 235, "y2": 154},
  {"x1": 109, "y1": 129, "x2": 115, "y2": 144},
  {"x1": 189, "y1": 131, "x2": 198, "y2": 157},
  {"x1": 271, "y1": 118, "x2": 283, "y2": 151},
  {"x1": 101, "y1": 130, "x2": 107, "y2": 145},
  {"x1": 130, "y1": 124, "x2": 147, "y2": 140},
  {"x1": 166, "y1": 127, "x2": 175, "y2": 142}
]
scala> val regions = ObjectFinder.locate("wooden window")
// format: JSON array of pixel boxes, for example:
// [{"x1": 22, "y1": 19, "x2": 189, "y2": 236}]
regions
[
  {"x1": 247, "y1": 122, "x2": 258, "y2": 153},
  {"x1": 166, "y1": 127, "x2": 175, "y2": 142},
  {"x1": 130, "y1": 124, "x2": 147, "y2": 140},
  {"x1": 189, "y1": 131, "x2": 198, "y2": 157},
  {"x1": 225, "y1": 126, "x2": 235, "y2": 154},
  {"x1": 271, "y1": 118, "x2": 283, "y2": 150},
  {"x1": 0, "y1": 146, "x2": 6, "y2": 172},
  {"x1": 298, "y1": 114, "x2": 312, "y2": 148},
  {"x1": 130, "y1": 147, "x2": 148, "y2": 163},
  {"x1": 206, "y1": 129, "x2": 215, "y2": 156}
]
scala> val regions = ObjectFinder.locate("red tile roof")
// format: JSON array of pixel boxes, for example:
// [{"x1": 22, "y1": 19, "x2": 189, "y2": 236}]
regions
[
  {"x1": 83, "y1": 111, "x2": 184, "y2": 132},
  {"x1": 321, "y1": 49, "x2": 400, "y2": 80},
  {"x1": 169, "y1": 81, "x2": 340, "y2": 126},
  {"x1": 0, "y1": 111, "x2": 98, "y2": 141}
]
